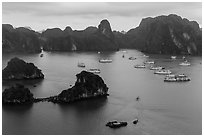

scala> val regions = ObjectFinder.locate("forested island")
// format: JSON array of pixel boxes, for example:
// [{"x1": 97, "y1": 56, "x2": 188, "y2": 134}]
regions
[{"x1": 2, "y1": 14, "x2": 202, "y2": 55}]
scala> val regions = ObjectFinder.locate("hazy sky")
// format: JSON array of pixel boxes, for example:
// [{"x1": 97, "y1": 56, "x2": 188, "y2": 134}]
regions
[{"x1": 2, "y1": 2, "x2": 202, "y2": 32}]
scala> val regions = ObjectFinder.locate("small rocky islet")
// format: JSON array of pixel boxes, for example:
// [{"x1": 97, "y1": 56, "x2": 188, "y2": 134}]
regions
[
  {"x1": 2, "y1": 57, "x2": 44, "y2": 80},
  {"x1": 2, "y1": 84, "x2": 34, "y2": 105}
]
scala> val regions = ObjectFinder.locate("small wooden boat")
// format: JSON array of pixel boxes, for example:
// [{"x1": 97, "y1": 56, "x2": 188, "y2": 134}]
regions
[
  {"x1": 40, "y1": 54, "x2": 43, "y2": 57},
  {"x1": 106, "y1": 120, "x2": 128, "y2": 128},
  {"x1": 133, "y1": 119, "x2": 139, "y2": 124},
  {"x1": 129, "y1": 57, "x2": 137, "y2": 60},
  {"x1": 77, "y1": 62, "x2": 85, "y2": 68}
]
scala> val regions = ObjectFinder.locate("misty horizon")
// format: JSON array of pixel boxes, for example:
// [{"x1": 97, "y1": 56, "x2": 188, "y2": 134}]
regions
[{"x1": 2, "y1": 2, "x2": 202, "y2": 32}]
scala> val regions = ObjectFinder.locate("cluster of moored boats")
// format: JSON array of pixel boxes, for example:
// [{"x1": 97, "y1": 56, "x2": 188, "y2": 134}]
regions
[
  {"x1": 134, "y1": 55, "x2": 191, "y2": 82},
  {"x1": 76, "y1": 52, "x2": 191, "y2": 82},
  {"x1": 77, "y1": 58, "x2": 113, "y2": 74}
]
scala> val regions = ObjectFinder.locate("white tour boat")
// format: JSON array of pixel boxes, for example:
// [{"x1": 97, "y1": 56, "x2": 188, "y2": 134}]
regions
[
  {"x1": 154, "y1": 70, "x2": 172, "y2": 75},
  {"x1": 134, "y1": 65, "x2": 146, "y2": 68},
  {"x1": 99, "y1": 59, "x2": 112, "y2": 63},
  {"x1": 179, "y1": 60, "x2": 191, "y2": 66},
  {"x1": 87, "y1": 69, "x2": 101, "y2": 74},
  {"x1": 150, "y1": 66, "x2": 165, "y2": 70},
  {"x1": 164, "y1": 74, "x2": 191, "y2": 82}
]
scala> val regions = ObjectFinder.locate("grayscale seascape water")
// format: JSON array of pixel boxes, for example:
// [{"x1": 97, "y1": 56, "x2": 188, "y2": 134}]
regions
[{"x1": 2, "y1": 49, "x2": 202, "y2": 135}]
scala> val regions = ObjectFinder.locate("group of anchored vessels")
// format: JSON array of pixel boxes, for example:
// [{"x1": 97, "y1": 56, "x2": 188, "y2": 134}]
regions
[
  {"x1": 77, "y1": 52, "x2": 191, "y2": 82},
  {"x1": 134, "y1": 55, "x2": 191, "y2": 82},
  {"x1": 77, "y1": 58, "x2": 113, "y2": 74}
]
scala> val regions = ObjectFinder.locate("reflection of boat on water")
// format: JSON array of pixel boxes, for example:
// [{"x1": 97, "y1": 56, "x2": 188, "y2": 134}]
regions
[
  {"x1": 134, "y1": 65, "x2": 146, "y2": 68},
  {"x1": 99, "y1": 59, "x2": 112, "y2": 63},
  {"x1": 129, "y1": 57, "x2": 136, "y2": 60},
  {"x1": 171, "y1": 56, "x2": 176, "y2": 59},
  {"x1": 179, "y1": 60, "x2": 190, "y2": 66},
  {"x1": 154, "y1": 70, "x2": 172, "y2": 75},
  {"x1": 87, "y1": 69, "x2": 100, "y2": 74},
  {"x1": 144, "y1": 60, "x2": 154, "y2": 64},
  {"x1": 150, "y1": 66, "x2": 165, "y2": 70},
  {"x1": 77, "y1": 62, "x2": 85, "y2": 68},
  {"x1": 164, "y1": 74, "x2": 191, "y2": 82}
]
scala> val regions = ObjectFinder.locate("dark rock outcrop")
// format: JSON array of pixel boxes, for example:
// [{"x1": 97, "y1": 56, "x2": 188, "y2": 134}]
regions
[
  {"x1": 2, "y1": 84, "x2": 34, "y2": 105},
  {"x1": 98, "y1": 19, "x2": 114, "y2": 39},
  {"x1": 35, "y1": 71, "x2": 109, "y2": 103},
  {"x1": 57, "y1": 71, "x2": 109, "y2": 103},
  {"x1": 2, "y1": 57, "x2": 44, "y2": 80},
  {"x1": 124, "y1": 14, "x2": 202, "y2": 55},
  {"x1": 2, "y1": 24, "x2": 42, "y2": 53}
]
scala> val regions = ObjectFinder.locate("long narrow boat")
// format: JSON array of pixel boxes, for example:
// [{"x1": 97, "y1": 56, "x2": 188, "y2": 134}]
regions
[
  {"x1": 134, "y1": 65, "x2": 146, "y2": 68},
  {"x1": 150, "y1": 66, "x2": 165, "y2": 70},
  {"x1": 164, "y1": 74, "x2": 191, "y2": 82},
  {"x1": 179, "y1": 60, "x2": 190, "y2": 66},
  {"x1": 144, "y1": 60, "x2": 155, "y2": 64},
  {"x1": 87, "y1": 69, "x2": 100, "y2": 74}
]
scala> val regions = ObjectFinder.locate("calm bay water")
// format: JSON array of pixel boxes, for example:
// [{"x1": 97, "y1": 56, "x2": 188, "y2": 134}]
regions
[{"x1": 2, "y1": 50, "x2": 202, "y2": 135}]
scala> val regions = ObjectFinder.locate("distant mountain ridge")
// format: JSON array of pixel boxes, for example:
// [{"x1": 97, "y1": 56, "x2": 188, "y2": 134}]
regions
[
  {"x1": 2, "y1": 14, "x2": 202, "y2": 55},
  {"x1": 2, "y1": 24, "x2": 41, "y2": 53}
]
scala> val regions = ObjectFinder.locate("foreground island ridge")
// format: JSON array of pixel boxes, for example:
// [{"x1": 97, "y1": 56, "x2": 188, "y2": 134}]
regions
[{"x1": 2, "y1": 71, "x2": 109, "y2": 105}]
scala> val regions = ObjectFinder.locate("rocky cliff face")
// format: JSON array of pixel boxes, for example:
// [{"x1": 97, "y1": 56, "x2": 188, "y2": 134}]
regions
[
  {"x1": 38, "y1": 19, "x2": 119, "y2": 51},
  {"x1": 98, "y1": 19, "x2": 114, "y2": 39},
  {"x1": 2, "y1": 24, "x2": 42, "y2": 53},
  {"x1": 3, "y1": 84, "x2": 34, "y2": 104},
  {"x1": 124, "y1": 14, "x2": 202, "y2": 55},
  {"x1": 56, "y1": 71, "x2": 109, "y2": 103},
  {"x1": 3, "y1": 57, "x2": 44, "y2": 80}
]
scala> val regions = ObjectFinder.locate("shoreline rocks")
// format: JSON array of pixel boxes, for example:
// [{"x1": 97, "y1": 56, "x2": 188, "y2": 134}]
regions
[{"x1": 3, "y1": 57, "x2": 44, "y2": 80}]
